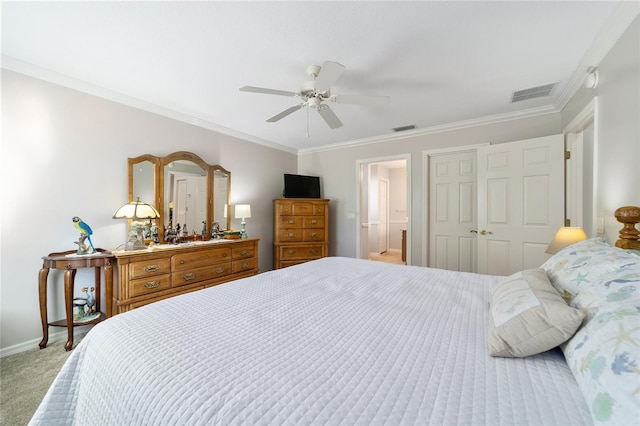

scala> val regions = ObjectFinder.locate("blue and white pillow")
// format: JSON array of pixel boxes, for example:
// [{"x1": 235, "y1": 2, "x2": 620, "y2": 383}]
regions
[
  {"x1": 541, "y1": 238, "x2": 638, "y2": 299},
  {"x1": 546, "y1": 239, "x2": 640, "y2": 424}
]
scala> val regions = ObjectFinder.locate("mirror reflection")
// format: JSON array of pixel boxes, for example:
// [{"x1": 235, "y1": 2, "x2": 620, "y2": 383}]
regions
[
  {"x1": 213, "y1": 167, "x2": 230, "y2": 226},
  {"x1": 131, "y1": 160, "x2": 156, "y2": 204},
  {"x1": 163, "y1": 160, "x2": 207, "y2": 235},
  {"x1": 128, "y1": 151, "x2": 231, "y2": 244}
]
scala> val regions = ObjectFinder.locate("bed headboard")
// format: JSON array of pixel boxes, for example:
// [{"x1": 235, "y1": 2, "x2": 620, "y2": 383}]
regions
[{"x1": 615, "y1": 206, "x2": 640, "y2": 250}]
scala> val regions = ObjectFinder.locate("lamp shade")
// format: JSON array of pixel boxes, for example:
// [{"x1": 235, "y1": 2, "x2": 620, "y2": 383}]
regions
[
  {"x1": 235, "y1": 204, "x2": 251, "y2": 219},
  {"x1": 545, "y1": 227, "x2": 588, "y2": 254},
  {"x1": 113, "y1": 197, "x2": 160, "y2": 220}
]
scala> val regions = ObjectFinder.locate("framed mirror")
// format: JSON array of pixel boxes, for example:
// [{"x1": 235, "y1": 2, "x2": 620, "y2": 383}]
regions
[{"x1": 128, "y1": 151, "x2": 231, "y2": 243}]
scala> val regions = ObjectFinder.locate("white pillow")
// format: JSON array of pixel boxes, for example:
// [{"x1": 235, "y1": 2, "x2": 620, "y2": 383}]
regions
[{"x1": 487, "y1": 268, "x2": 584, "y2": 357}]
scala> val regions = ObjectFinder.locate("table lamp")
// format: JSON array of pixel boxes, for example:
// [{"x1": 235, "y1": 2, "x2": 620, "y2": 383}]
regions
[
  {"x1": 113, "y1": 197, "x2": 160, "y2": 250},
  {"x1": 235, "y1": 204, "x2": 251, "y2": 239},
  {"x1": 545, "y1": 227, "x2": 588, "y2": 254}
]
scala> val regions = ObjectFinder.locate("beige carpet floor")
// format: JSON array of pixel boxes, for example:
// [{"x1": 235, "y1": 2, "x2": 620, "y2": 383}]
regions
[{"x1": 1, "y1": 336, "x2": 82, "y2": 425}]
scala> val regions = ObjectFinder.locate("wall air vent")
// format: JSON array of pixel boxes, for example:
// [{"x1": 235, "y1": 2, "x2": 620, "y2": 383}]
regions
[
  {"x1": 511, "y1": 83, "x2": 557, "y2": 103},
  {"x1": 392, "y1": 124, "x2": 416, "y2": 132}
]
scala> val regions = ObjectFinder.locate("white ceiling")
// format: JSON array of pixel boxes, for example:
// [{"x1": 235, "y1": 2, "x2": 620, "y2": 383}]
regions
[{"x1": 2, "y1": 1, "x2": 637, "y2": 153}]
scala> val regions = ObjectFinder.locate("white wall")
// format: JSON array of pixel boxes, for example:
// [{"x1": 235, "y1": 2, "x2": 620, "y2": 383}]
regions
[{"x1": 1, "y1": 70, "x2": 296, "y2": 353}]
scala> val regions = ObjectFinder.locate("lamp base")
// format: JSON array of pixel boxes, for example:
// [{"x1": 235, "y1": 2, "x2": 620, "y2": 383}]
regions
[{"x1": 240, "y1": 219, "x2": 247, "y2": 239}]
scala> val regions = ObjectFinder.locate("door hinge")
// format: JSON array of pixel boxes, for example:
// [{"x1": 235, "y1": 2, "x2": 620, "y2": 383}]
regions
[
  {"x1": 564, "y1": 151, "x2": 571, "y2": 160},
  {"x1": 565, "y1": 218, "x2": 571, "y2": 227}
]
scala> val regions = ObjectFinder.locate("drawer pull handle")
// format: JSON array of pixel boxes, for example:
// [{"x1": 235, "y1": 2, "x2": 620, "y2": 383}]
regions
[
  {"x1": 143, "y1": 281, "x2": 160, "y2": 289},
  {"x1": 287, "y1": 250, "x2": 296, "y2": 255},
  {"x1": 239, "y1": 250, "x2": 248, "y2": 256},
  {"x1": 215, "y1": 267, "x2": 226, "y2": 274},
  {"x1": 288, "y1": 219, "x2": 296, "y2": 224},
  {"x1": 182, "y1": 273, "x2": 196, "y2": 281},
  {"x1": 180, "y1": 260, "x2": 185, "y2": 265},
  {"x1": 241, "y1": 262, "x2": 249, "y2": 269},
  {"x1": 144, "y1": 265, "x2": 161, "y2": 272},
  {"x1": 287, "y1": 233, "x2": 295, "y2": 238},
  {"x1": 309, "y1": 249, "x2": 318, "y2": 255},
  {"x1": 310, "y1": 220, "x2": 317, "y2": 224},
  {"x1": 311, "y1": 233, "x2": 318, "y2": 237},
  {"x1": 223, "y1": 253, "x2": 228, "y2": 257}
]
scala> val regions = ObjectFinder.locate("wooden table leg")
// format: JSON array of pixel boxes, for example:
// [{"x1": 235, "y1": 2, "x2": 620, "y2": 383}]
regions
[
  {"x1": 63, "y1": 268, "x2": 77, "y2": 351},
  {"x1": 94, "y1": 266, "x2": 101, "y2": 314},
  {"x1": 104, "y1": 260, "x2": 113, "y2": 318},
  {"x1": 38, "y1": 267, "x2": 50, "y2": 349}
]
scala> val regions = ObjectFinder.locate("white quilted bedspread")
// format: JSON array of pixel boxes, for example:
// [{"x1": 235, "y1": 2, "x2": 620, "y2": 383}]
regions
[{"x1": 31, "y1": 257, "x2": 591, "y2": 425}]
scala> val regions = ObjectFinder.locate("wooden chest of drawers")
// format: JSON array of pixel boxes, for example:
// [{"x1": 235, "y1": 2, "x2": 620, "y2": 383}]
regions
[
  {"x1": 112, "y1": 238, "x2": 259, "y2": 314},
  {"x1": 273, "y1": 198, "x2": 329, "y2": 269}
]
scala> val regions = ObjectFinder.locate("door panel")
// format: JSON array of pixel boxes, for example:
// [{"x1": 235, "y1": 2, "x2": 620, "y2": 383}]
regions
[
  {"x1": 429, "y1": 151, "x2": 477, "y2": 272},
  {"x1": 477, "y1": 135, "x2": 564, "y2": 275}
]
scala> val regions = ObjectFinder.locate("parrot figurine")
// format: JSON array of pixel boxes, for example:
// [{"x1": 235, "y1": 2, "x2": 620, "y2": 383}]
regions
[{"x1": 72, "y1": 216, "x2": 96, "y2": 252}]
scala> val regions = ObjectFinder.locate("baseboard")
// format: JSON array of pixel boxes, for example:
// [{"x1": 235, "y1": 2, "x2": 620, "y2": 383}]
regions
[{"x1": 1, "y1": 329, "x2": 88, "y2": 358}]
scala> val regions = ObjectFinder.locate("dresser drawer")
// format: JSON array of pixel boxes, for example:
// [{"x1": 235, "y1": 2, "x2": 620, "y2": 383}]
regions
[
  {"x1": 278, "y1": 229, "x2": 302, "y2": 242},
  {"x1": 280, "y1": 244, "x2": 324, "y2": 260},
  {"x1": 233, "y1": 257, "x2": 257, "y2": 273},
  {"x1": 277, "y1": 203, "x2": 293, "y2": 215},
  {"x1": 232, "y1": 244, "x2": 255, "y2": 260},
  {"x1": 128, "y1": 258, "x2": 171, "y2": 279},
  {"x1": 172, "y1": 248, "x2": 231, "y2": 271},
  {"x1": 172, "y1": 263, "x2": 231, "y2": 287},
  {"x1": 279, "y1": 216, "x2": 303, "y2": 228},
  {"x1": 303, "y1": 229, "x2": 325, "y2": 242},
  {"x1": 129, "y1": 274, "x2": 172, "y2": 297},
  {"x1": 304, "y1": 216, "x2": 325, "y2": 228},
  {"x1": 292, "y1": 202, "x2": 314, "y2": 215}
]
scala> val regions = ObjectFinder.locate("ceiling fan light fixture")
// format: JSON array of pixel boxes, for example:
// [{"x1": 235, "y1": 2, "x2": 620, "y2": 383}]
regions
[{"x1": 308, "y1": 97, "x2": 321, "y2": 109}]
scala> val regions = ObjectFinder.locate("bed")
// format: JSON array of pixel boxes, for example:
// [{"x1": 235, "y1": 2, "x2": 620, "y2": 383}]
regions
[{"x1": 30, "y1": 207, "x2": 640, "y2": 425}]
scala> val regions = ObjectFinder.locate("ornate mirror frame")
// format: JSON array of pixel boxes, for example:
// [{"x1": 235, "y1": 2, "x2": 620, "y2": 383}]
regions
[{"x1": 128, "y1": 151, "x2": 231, "y2": 242}]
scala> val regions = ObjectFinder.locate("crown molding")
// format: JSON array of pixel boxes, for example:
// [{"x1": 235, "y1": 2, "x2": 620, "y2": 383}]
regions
[
  {"x1": 298, "y1": 105, "x2": 558, "y2": 154},
  {"x1": 1, "y1": 55, "x2": 298, "y2": 155}
]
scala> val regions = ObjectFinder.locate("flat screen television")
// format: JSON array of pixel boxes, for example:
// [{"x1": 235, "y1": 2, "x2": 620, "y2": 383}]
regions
[{"x1": 283, "y1": 173, "x2": 321, "y2": 198}]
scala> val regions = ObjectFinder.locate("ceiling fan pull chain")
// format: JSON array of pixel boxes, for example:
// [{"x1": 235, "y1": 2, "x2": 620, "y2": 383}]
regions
[{"x1": 306, "y1": 104, "x2": 310, "y2": 138}]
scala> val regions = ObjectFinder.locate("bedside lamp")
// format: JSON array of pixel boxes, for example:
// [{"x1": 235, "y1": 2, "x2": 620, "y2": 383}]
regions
[
  {"x1": 545, "y1": 227, "x2": 588, "y2": 254},
  {"x1": 113, "y1": 197, "x2": 160, "y2": 250},
  {"x1": 235, "y1": 204, "x2": 251, "y2": 239}
]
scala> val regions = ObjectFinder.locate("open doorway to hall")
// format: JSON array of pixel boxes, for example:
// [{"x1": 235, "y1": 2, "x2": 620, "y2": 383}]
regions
[{"x1": 356, "y1": 155, "x2": 410, "y2": 265}]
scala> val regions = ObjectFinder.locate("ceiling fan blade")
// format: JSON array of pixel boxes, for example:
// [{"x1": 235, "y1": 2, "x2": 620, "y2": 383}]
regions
[
  {"x1": 317, "y1": 104, "x2": 343, "y2": 129},
  {"x1": 266, "y1": 104, "x2": 305, "y2": 122},
  {"x1": 332, "y1": 94, "x2": 390, "y2": 107},
  {"x1": 240, "y1": 86, "x2": 298, "y2": 97},
  {"x1": 314, "y1": 61, "x2": 345, "y2": 93}
]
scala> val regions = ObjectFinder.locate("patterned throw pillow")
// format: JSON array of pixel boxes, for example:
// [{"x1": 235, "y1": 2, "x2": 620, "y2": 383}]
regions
[
  {"x1": 487, "y1": 269, "x2": 584, "y2": 357},
  {"x1": 560, "y1": 247, "x2": 640, "y2": 424},
  {"x1": 541, "y1": 238, "x2": 639, "y2": 299}
]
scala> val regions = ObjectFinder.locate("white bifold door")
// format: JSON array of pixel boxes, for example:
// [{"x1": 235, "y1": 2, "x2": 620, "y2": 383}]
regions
[{"x1": 429, "y1": 134, "x2": 564, "y2": 276}]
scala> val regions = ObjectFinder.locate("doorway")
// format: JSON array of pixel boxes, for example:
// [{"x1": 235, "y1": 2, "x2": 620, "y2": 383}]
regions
[{"x1": 356, "y1": 155, "x2": 411, "y2": 265}]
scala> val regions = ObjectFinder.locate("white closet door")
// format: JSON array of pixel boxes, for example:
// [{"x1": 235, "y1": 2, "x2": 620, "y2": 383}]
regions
[
  {"x1": 428, "y1": 150, "x2": 477, "y2": 272},
  {"x1": 477, "y1": 135, "x2": 564, "y2": 276}
]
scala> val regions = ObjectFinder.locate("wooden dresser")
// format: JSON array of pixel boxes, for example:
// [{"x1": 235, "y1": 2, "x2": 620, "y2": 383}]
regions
[
  {"x1": 112, "y1": 238, "x2": 259, "y2": 314},
  {"x1": 273, "y1": 198, "x2": 329, "y2": 269}
]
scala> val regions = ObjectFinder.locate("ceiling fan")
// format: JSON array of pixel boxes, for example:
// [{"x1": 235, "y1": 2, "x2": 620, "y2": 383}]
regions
[{"x1": 240, "y1": 61, "x2": 390, "y2": 129}]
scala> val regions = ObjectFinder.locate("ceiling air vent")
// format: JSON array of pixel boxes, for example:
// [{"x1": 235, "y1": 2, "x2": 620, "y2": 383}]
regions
[
  {"x1": 511, "y1": 83, "x2": 557, "y2": 103},
  {"x1": 392, "y1": 124, "x2": 416, "y2": 132}
]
